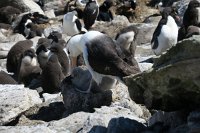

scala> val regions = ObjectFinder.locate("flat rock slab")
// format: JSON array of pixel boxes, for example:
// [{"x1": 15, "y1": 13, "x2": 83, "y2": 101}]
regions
[{"x1": 0, "y1": 85, "x2": 42, "y2": 125}]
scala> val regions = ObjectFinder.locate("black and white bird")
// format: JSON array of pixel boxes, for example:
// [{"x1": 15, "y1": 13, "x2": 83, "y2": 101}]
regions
[
  {"x1": 63, "y1": 10, "x2": 87, "y2": 36},
  {"x1": 183, "y1": 0, "x2": 200, "y2": 28},
  {"x1": 79, "y1": 31, "x2": 140, "y2": 92},
  {"x1": 151, "y1": 8, "x2": 178, "y2": 56},
  {"x1": 6, "y1": 40, "x2": 34, "y2": 76},
  {"x1": 83, "y1": 0, "x2": 99, "y2": 30},
  {"x1": 115, "y1": 25, "x2": 140, "y2": 66},
  {"x1": 97, "y1": 0, "x2": 114, "y2": 22},
  {"x1": 123, "y1": 0, "x2": 137, "y2": 10},
  {"x1": 178, "y1": 0, "x2": 200, "y2": 41},
  {"x1": 75, "y1": 0, "x2": 89, "y2": 8},
  {"x1": 18, "y1": 49, "x2": 41, "y2": 86},
  {"x1": 66, "y1": 33, "x2": 85, "y2": 68},
  {"x1": 49, "y1": 44, "x2": 71, "y2": 76},
  {"x1": 36, "y1": 38, "x2": 51, "y2": 69},
  {"x1": 41, "y1": 54, "x2": 65, "y2": 94}
]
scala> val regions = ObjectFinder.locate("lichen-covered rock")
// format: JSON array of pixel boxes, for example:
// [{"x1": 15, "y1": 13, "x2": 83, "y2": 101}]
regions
[
  {"x1": 0, "y1": 85, "x2": 42, "y2": 125},
  {"x1": 124, "y1": 35, "x2": 200, "y2": 111}
]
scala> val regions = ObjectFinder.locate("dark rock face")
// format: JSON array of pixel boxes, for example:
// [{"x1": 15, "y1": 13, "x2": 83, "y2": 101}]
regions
[{"x1": 124, "y1": 36, "x2": 200, "y2": 111}]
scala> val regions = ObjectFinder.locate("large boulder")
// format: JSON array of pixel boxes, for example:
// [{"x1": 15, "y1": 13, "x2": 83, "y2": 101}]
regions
[
  {"x1": 0, "y1": 0, "x2": 44, "y2": 14},
  {"x1": 0, "y1": 85, "x2": 42, "y2": 125},
  {"x1": 124, "y1": 35, "x2": 200, "y2": 111},
  {"x1": 61, "y1": 66, "x2": 150, "y2": 120}
]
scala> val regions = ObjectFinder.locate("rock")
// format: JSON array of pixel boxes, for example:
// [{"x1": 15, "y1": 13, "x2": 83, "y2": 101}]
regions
[
  {"x1": 107, "y1": 117, "x2": 146, "y2": 133},
  {"x1": 0, "y1": 106, "x2": 146, "y2": 133},
  {"x1": 0, "y1": 85, "x2": 42, "y2": 125},
  {"x1": 92, "y1": 15, "x2": 130, "y2": 38},
  {"x1": 8, "y1": 34, "x2": 26, "y2": 42},
  {"x1": 134, "y1": 23, "x2": 157, "y2": 46},
  {"x1": 44, "y1": 10, "x2": 56, "y2": 19},
  {"x1": 61, "y1": 66, "x2": 150, "y2": 120},
  {"x1": 124, "y1": 36, "x2": 200, "y2": 111},
  {"x1": 42, "y1": 93, "x2": 62, "y2": 103},
  {"x1": 50, "y1": 106, "x2": 146, "y2": 133},
  {"x1": 0, "y1": 0, "x2": 44, "y2": 14},
  {"x1": 148, "y1": 110, "x2": 187, "y2": 129},
  {"x1": 0, "y1": 42, "x2": 17, "y2": 59},
  {"x1": 43, "y1": 23, "x2": 63, "y2": 37}
]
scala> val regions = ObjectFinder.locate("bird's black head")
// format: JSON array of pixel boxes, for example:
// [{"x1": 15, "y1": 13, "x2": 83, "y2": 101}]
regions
[
  {"x1": 103, "y1": 0, "x2": 114, "y2": 9},
  {"x1": 24, "y1": 49, "x2": 36, "y2": 58},
  {"x1": 36, "y1": 45, "x2": 48, "y2": 55},
  {"x1": 130, "y1": 0, "x2": 137, "y2": 10},
  {"x1": 49, "y1": 44, "x2": 62, "y2": 53},
  {"x1": 188, "y1": 0, "x2": 200, "y2": 9},
  {"x1": 48, "y1": 31, "x2": 62, "y2": 43}
]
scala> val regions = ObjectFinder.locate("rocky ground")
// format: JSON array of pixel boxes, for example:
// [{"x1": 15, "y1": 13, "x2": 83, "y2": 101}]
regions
[{"x1": 0, "y1": 0, "x2": 200, "y2": 132}]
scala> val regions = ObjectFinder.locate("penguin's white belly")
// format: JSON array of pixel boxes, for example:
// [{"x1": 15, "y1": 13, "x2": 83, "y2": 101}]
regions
[
  {"x1": 154, "y1": 25, "x2": 177, "y2": 55},
  {"x1": 63, "y1": 22, "x2": 79, "y2": 36}
]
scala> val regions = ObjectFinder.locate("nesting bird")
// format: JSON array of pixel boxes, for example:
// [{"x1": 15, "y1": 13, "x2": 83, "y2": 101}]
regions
[
  {"x1": 83, "y1": 0, "x2": 99, "y2": 30},
  {"x1": 151, "y1": 8, "x2": 178, "y2": 56},
  {"x1": 63, "y1": 10, "x2": 87, "y2": 36}
]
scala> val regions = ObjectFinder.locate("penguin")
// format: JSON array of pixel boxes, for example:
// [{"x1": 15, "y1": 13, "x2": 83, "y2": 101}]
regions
[
  {"x1": 6, "y1": 40, "x2": 34, "y2": 76},
  {"x1": 41, "y1": 54, "x2": 64, "y2": 94},
  {"x1": 123, "y1": 0, "x2": 137, "y2": 10},
  {"x1": 25, "y1": 22, "x2": 44, "y2": 39},
  {"x1": 0, "y1": 71, "x2": 17, "y2": 84},
  {"x1": 151, "y1": 8, "x2": 178, "y2": 56},
  {"x1": 66, "y1": 33, "x2": 85, "y2": 68},
  {"x1": 18, "y1": 49, "x2": 41, "y2": 86},
  {"x1": 47, "y1": 31, "x2": 62, "y2": 43},
  {"x1": 83, "y1": 0, "x2": 99, "y2": 30},
  {"x1": 63, "y1": 10, "x2": 87, "y2": 36},
  {"x1": 115, "y1": 25, "x2": 138, "y2": 62},
  {"x1": 36, "y1": 38, "x2": 51, "y2": 69},
  {"x1": 80, "y1": 31, "x2": 140, "y2": 92},
  {"x1": 115, "y1": 25, "x2": 140, "y2": 67},
  {"x1": 97, "y1": 0, "x2": 114, "y2": 22},
  {"x1": 49, "y1": 44, "x2": 71, "y2": 76},
  {"x1": 14, "y1": 13, "x2": 33, "y2": 37},
  {"x1": 183, "y1": 0, "x2": 200, "y2": 28},
  {"x1": 0, "y1": 6, "x2": 21, "y2": 24},
  {"x1": 75, "y1": 0, "x2": 89, "y2": 8},
  {"x1": 31, "y1": 12, "x2": 49, "y2": 24}
]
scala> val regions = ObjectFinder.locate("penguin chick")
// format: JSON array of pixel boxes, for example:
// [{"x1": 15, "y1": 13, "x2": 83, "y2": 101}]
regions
[
  {"x1": 18, "y1": 49, "x2": 41, "y2": 86},
  {"x1": 41, "y1": 54, "x2": 65, "y2": 94},
  {"x1": 6, "y1": 40, "x2": 33, "y2": 76},
  {"x1": 49, "y1": 44, "x2": 70, "y2": 76}
]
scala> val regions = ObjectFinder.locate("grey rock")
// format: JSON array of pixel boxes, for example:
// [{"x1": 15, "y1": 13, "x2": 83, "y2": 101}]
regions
[
  {"x1": 8, "y1": 33, "x2": 26, "y2": 42},
  {"x1": 0, "y1": 0, "x2": 44, "y2": 14},
  {"x1": 0, "y1": 85, "x2": 42, "y2": 125},
  {"x1": 107, "y1": 117, "x2": 146, "y2": 133},
  {"x1": 92, "y1": 15, "x2": 130, "y2": 38},
  {"x1": 124, "y1": 35, "x2": 200, "y2": 111},
  {"x1": 45, "y1": 9, "x2": 56, "y2": 19},
  {"x1": 51, "y1": 106, "x2": 146, "y2": 133},
  {"x1": 42, "y1": 93, "x2": 62, "y2": 103},
  {"x1": 61, "y1": 66, "x2": 150, "y2": 120}
]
